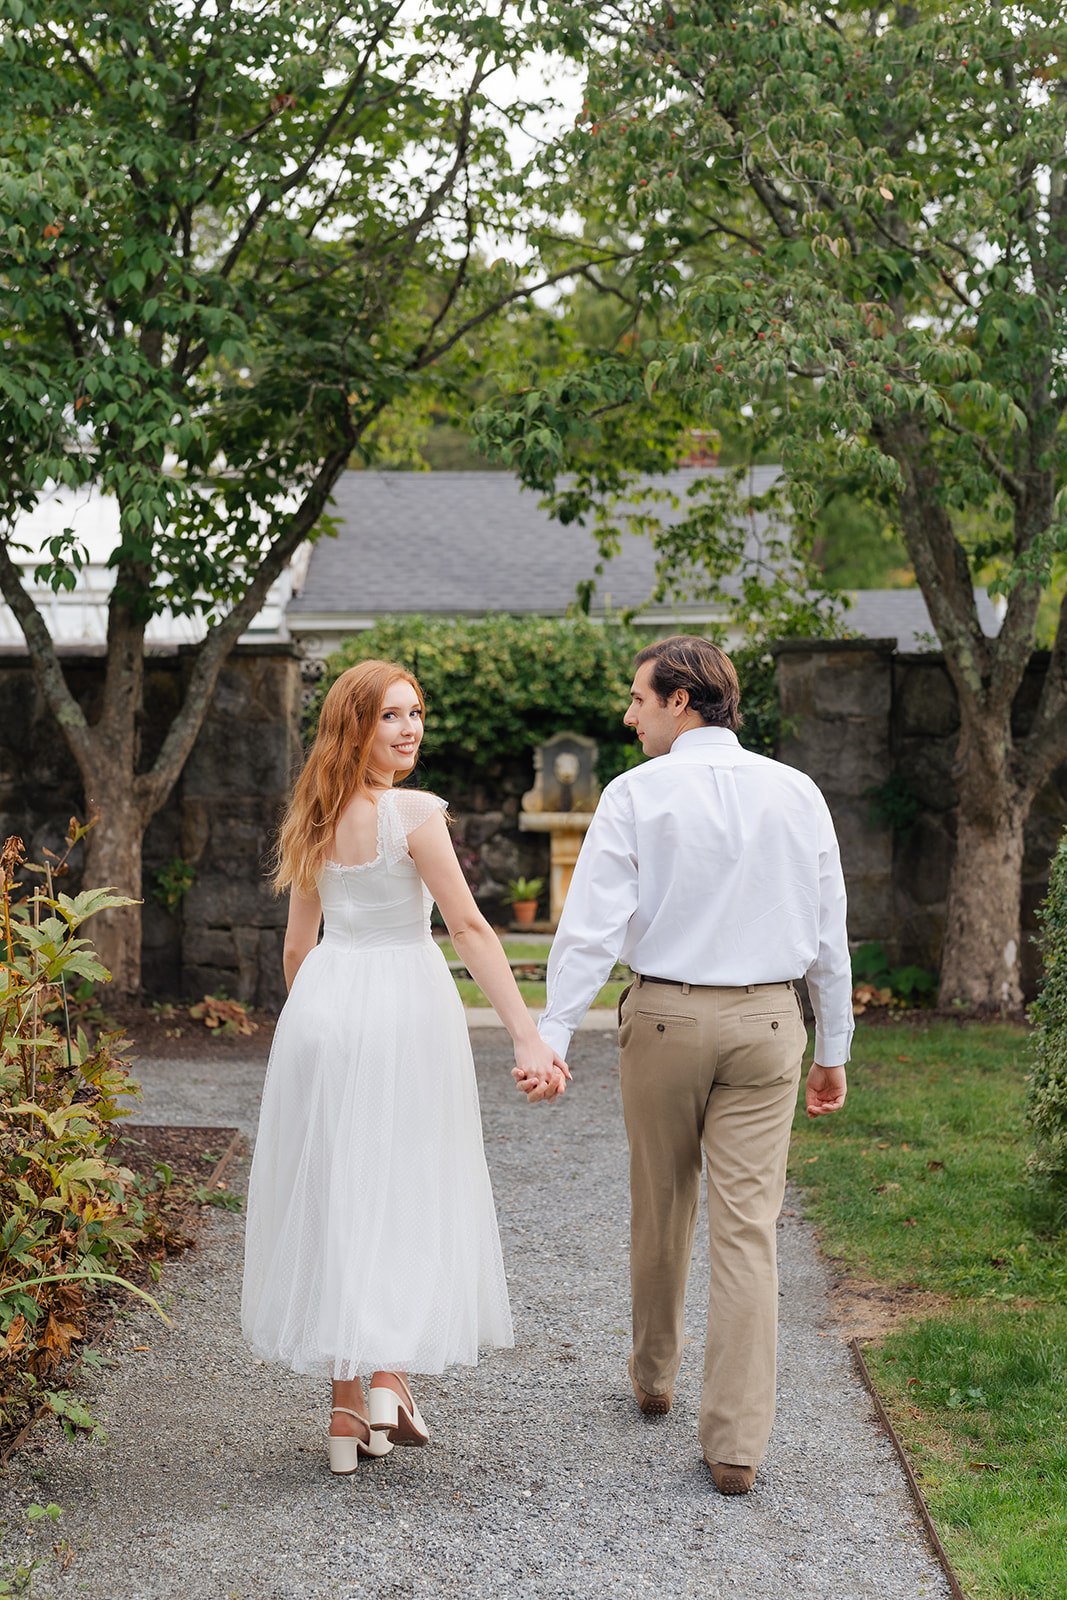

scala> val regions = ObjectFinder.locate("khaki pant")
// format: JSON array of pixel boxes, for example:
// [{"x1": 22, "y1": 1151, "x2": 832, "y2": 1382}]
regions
[{"x1": 618, "y1": 976, "x2": 806, "y2": 1466}]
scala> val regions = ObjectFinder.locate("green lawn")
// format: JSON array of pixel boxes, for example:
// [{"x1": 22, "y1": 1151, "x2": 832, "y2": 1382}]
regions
[
  {"x1": 452, "y1": 978, "x2": 629, "y2": 1011},
  {"x1": 438, "y1": 937, "x2": 628, "y2": 1009},
  {"x1": 436, "y1": 939, "x2": 552, "y2": 964},
  {"x1": 791, "y1": 1023, "x2": 1067, "y2": 1599}
]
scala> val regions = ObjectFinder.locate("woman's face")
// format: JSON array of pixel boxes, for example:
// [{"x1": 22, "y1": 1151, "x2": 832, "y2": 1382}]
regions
[{"x1": 366, "y1": 678, "x2": 424, "y2": 782}]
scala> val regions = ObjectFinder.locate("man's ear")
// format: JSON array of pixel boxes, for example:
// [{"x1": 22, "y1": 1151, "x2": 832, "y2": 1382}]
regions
[{"x1": 670, "y1": 688, "x2": 690, "y2": 717}]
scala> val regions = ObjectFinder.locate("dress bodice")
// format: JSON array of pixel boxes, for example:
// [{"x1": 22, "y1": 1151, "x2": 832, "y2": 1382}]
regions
[{"x1": 316, "y1": 789, "x2": 447, "y2": 954}]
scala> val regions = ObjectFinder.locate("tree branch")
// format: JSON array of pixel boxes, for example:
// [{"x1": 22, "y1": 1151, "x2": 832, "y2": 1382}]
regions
[
  {"x1": 0, "y1": 536, "x2": 93, "y2": 772},
  {"x1": 135, "y1": 439, "x2": 354, "y2": 818},
  {"x1": 940, "y1": 416, "x2": 1025, "y2": 502}
]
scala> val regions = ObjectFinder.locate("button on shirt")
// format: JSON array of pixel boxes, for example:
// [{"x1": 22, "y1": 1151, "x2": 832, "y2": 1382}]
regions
[{"x1": 539, "y1": 726, "x2": 854, "y2": 1067}]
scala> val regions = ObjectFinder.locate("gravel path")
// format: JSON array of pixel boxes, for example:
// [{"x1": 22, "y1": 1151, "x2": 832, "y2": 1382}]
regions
[{"x1": 2, "y1": 1033, "x2": 947, "y2": 1599}]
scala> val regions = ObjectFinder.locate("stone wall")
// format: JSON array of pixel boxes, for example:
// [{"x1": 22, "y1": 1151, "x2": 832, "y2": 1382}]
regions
[
  {"x1": 424, "y1": 759, "x2": 550, "y2": 924},
  {"x1": 775, "y1": 639, "x2": 1067, "y2": 996},
  {"x1": 0, "y1": 646, "x2": 302, "y2": 1012},
  {"x1": 6, "y1": 636, "x2": 1062, "y2": 1011}
]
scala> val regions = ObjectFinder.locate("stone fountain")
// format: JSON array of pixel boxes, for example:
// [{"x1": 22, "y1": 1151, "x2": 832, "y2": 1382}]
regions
[{"x1": 518, "y1": 732, "x2": 599, "y2": 927}]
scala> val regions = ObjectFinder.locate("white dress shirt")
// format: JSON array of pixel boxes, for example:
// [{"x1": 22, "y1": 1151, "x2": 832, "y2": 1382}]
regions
[{"x1": 539, "y1": 726, "x2": 854, "y2": 1067}]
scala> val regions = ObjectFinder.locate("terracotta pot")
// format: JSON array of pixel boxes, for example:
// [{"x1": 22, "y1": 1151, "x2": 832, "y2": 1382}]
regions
[{"x1": 510, "y1": 899, "x2": 538, "y2": 925}]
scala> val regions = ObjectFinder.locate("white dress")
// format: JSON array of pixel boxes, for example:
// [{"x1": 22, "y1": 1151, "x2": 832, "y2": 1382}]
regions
[{"x1": 241, "y1": 788, "x2": 514, "y2": 1379}]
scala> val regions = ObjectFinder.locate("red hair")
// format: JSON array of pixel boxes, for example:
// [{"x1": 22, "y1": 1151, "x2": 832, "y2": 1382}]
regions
[{"x1": 273, "y1": 659, "x2": 424, "y2": 895}]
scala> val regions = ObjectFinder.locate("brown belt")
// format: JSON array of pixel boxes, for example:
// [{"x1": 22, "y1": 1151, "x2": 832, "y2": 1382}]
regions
[{"x1": 636, "y1": 974, "x2": 795, "y2": 992}]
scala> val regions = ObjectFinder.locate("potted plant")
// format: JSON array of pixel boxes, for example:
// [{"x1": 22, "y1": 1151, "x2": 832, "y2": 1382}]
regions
[{"x1": 502, "y1": 876, "x2": 544, "y2": 926}]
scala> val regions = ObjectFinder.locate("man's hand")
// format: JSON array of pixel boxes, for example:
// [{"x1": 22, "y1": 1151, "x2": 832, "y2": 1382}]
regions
[
  {"x1": 511, "y1": 1039, "x2": 571, "y2": 1104},
  {"x1": 805, "y1": 1063, "x2": 847, "y2": 1118}
]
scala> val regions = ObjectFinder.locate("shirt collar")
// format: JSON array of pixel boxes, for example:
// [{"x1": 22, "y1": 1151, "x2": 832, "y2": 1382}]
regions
[{"x1": 669, "y1": 726, "x2": 740, "y2": 755}]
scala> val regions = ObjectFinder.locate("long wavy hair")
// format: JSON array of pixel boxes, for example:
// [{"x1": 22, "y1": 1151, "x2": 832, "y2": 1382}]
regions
[{"x1": 272, "y1": 659, "x2": 424, "y2": 895}]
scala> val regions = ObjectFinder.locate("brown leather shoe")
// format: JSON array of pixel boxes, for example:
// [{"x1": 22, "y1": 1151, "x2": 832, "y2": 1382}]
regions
[
  {"x1": 628, "y1": 1355, "x2": 672, "y2": 1415},
  {"x1": 704, "y1": 1456, "x2": 756, "y2": 1495}
]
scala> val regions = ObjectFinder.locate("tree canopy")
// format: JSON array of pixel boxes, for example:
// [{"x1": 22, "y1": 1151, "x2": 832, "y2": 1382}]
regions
[
  {"x1": 0, "y1": 0, "x2": 602, "y2": 989},
  {"x1": 474, "y1": 0, "x2": 1067, "y2": 1008}
]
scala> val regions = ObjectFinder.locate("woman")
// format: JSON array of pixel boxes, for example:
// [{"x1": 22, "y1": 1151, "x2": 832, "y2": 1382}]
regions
[{"x1": 241, "y1": 660, "x2": 568, "y2": 1474}]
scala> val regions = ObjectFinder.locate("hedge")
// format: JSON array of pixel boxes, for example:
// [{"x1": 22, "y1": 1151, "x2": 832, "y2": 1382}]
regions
[
  {"x1": 1027, "y1": 829, "x2": 1067, "y2": 1197},
  {"x1": 316, "y1": 614, "x2": 781, "y2": 791}
]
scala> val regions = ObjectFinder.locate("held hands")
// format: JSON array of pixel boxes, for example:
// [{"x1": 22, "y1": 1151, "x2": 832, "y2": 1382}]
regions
[
  {"x1": 511, "y1": 1037, "x2": 572, "y2": 1104},
  {"x1": 805, "y1": 1063, "x2": 847, "y2": 1119}
]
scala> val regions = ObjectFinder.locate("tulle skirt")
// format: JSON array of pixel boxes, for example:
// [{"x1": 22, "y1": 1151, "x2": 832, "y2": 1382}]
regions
[{"x1": 241, "y1": 941, "x2": 514, "y2": 1378}]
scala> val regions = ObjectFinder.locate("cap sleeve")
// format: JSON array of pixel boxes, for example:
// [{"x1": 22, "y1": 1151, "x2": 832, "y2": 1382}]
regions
[{"x1": 379, "y1": 788, "x2": 448, "y2": 865}]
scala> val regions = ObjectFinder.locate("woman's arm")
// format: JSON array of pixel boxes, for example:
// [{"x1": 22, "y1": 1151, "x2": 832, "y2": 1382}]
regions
[
  {"x1": 408, "y1": 813, "x2": 571, "y2": 1102},
  {"x1": 283, "y1": 885, "x2": 323, "y2": 992}
]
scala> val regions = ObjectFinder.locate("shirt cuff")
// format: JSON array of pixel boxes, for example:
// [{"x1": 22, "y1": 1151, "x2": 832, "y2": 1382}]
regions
[
  {"x1": 813, "y1": 1026, "x2": 853, "y2": 1069},
  {"x1": 537, "y1": 1015, "x2": 574, "y2": 1060}
]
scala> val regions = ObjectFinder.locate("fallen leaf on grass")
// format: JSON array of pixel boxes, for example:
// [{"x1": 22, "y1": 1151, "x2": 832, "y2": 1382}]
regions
[
  {"x1": 906, "y1": 1377, "x2": 923, "y2": 1389},
  {"x1": 902, "y1": 1217, "x2": 918, "y2": 1227},
  {"x1": 804, "y1": 1156, "x2": 819, "y2": 1164},
  {"x1": 896, "y1": 1054, "x2": 913, "y2": 1062},
  {"x1": 875, "y1": 1182, "x2": 901, "y2": 1193},
  {"x1": 927, "y1": 1160, "x2": 945, "y2": 1172},
  {"x1": 968, "y1": 1462, "x2": 1002, "y2": 1472}
]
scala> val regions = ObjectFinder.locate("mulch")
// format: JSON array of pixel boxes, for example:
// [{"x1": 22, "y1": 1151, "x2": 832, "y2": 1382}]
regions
[
  {"x1": 103, "y1": 1003, "x2": 277, "y2": 1061},
  {"x1": 0, "y1": 1126, "x2": 243, "y2": 1466},
  {"x1": 109, "y1": 1123, "x2": 244, "y2": 1188},
  {"x1": 855, "y1": 1004, "x2": 1029, "y2": 1029}
]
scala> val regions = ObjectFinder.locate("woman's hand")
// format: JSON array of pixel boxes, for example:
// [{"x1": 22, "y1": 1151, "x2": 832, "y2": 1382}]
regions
[{"x1": 511, "y1": 1038, "x2": 571, "y2": 1104}]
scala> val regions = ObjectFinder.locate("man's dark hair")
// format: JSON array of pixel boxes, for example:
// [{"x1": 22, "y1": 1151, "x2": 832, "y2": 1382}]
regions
[{"x1": 633, "y1": 635, "x2": 743, "y2": 731}]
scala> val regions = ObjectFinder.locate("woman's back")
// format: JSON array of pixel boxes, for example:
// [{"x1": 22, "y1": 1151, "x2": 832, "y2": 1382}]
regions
[{"x1": 317, "y1": 789, "x2": 437, "y2": 954}]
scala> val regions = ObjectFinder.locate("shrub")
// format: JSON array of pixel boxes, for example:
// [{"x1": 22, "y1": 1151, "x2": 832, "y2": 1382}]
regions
[
  {"x1": 850, "y1": 942, "x2": 937, "y2": 1012},
  {"x1": 316, "y1": 614, "x2": 783, "y2": 786},
  {"x1": 1026, "y1": 830, "x2": 1067, "y2": 1194},
  {"x1": 1, "y1": 829, "x2": 173, "y2": 1446}
]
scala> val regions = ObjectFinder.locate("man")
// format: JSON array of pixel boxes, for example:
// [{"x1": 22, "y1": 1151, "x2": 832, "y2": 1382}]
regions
[{"x1": 524, "y1": 635, "x2": 852, "y2": 1495}]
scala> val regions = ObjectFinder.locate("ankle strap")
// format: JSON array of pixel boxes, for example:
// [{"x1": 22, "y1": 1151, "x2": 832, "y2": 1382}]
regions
[{"x1": 330, "y1": 1406, "x2": 364, "y2": 1420}]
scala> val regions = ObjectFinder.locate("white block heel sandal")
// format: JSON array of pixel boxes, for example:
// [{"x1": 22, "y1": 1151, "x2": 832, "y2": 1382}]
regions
[
  {"x1": 327, "y1": 1407, "x2": 394, "y2": 1474},
  {"x1": 368, "y1": 1376, "x2": 430, "y2": 1445}
]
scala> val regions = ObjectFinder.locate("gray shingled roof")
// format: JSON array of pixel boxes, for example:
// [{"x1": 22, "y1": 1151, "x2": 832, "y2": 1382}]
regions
[
  {"x1": 286, "y1": 468, "x2": 1003, "y2": 652},
  {"x1": 288, "y1": 467, "x2": 781, "y2": 621},
  {"x1": 843, "y1": 588, "x2": 1002, "y2": 653}
]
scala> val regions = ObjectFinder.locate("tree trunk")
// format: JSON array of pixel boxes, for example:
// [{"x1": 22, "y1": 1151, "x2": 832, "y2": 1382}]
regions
[
  {"x1": 80, "y1": 769, "x2": 146, "y2": 1000},
  {"x1": 938, "y1": 727, "x2": 1028, "y2": 1011}
]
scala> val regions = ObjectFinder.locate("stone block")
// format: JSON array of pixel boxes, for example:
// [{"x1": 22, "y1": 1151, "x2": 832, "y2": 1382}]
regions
[
  {"x1": 182, "y1": 962, "x2": 238, "y2": 1002},
  {"x1": 897, "y1": 817, "x2": 953, "y2": 907},
  {"x1": 479, "y1": 834, "x2": 524, "y2": 888},
  {"x1": 812, "y1": 655, "x2": 892, "y2": 720},
  {"x1": 455, "y1": 812, "x2": 507, "y2": 851},
  {"x1": 140, "y1": 901, "x2": 181, "y2": 998},
  {"x1": 829, "y1": 802, "x2": 893, "y2": 879},
  {"x1": 895, "y1": 906, "x2": 945, "y2": 973},
  {"x1": 182, "y1": 721, "x2": 295, "y2": 799},
  {"x1": 255, "y1": 928, "x2": 287, "y2": 1012},
  {"x1": 894, "y1": 741, "x2": 958, "y2": 814},
  {"x1": 775, "y1": 653, "x2": 816, "y2": 721},
  {"x1": 780, "y1": 716, "x2": 889, "y2": 794},
  {"x1": 182, "y1": 927, "x2": 238, "y2": 968},
  {"x1": 893, "y1": 661, "x2": 958, "y2": 738},
  {"x1": 1023, "y1": 774, "x2": 1067, "y2": 876},
  {"x1": 183, "y1": 877, "x2": 280, "y2": 929},
  {"x1": 841, "y1": 876, "x2": 895, "y2": 945}
]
